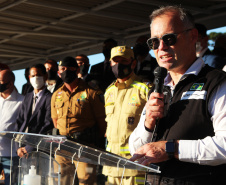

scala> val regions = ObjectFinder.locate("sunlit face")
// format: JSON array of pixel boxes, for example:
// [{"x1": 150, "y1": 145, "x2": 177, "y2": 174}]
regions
[
  {"x1": 29, "y1": 67, "x2": 44, "y2": 78},
  {"x1": 151, "y1": 12, "x2": 197, "y2": 73},
  {"x1": 44, "y1": 63, "x2": 53, "y2": 71},
  {"x1": 0, "y1": 71, "x2": 8, "y2": 84}
]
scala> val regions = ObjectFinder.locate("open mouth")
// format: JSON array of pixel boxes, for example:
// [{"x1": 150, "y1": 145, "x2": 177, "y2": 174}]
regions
[{"x1": 160, "y1": 54, "x2": 172, "y2": 59}]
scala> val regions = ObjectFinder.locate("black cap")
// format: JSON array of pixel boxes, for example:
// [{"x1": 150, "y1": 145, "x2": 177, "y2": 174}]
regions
[
  {"x1": 195, "y1": 23, "x2": 207, "y2": 37},
  {"x1": 59, "y1": 56, "x2": 78, "y2": 68}
]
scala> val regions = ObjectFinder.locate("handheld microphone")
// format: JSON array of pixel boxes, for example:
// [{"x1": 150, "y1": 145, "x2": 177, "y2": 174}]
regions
[
  {"x1": 150, "y1": 67, "x2": 167, "y2": 142},
  {"x1": 153, "y1": 67, "x2": 167, "y2": 93}
]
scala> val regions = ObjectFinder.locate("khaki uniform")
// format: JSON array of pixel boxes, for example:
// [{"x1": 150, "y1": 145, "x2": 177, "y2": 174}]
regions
[
  {"x1": 51, "y1": 79, "x2": 106, "y2": 185},
  {"x1": 103, "y1": 73, "x2": 151, "y2": 184}
]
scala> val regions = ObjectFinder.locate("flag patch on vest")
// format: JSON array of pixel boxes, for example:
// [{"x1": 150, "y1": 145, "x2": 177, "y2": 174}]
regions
[
  {"x1": 190, "y1": 83, "x2": 204, "y2": 91},
  {"x1": 181, "y1": 90, "x2": 207, "y2": 100}
]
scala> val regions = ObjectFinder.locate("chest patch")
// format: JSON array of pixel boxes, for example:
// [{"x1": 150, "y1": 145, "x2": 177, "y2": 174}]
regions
[
  {"x1": 128, "y1": 93, "x2": 140, "y2": 107},
  {"x1": 190, "y1": 83, "x2": 204, "y2": 91},
  {"x1": 56, "y1": 91, "x2": 63, "y2": 102},
  {"x1": 181, "y1": 90, "x2": 207, "y2": 100},
  {"x1": 80, "y1": 92, "x2": 87, "y2": 102},
  {"x1": 106, "y1": 92, "x2": 114, "y2": 103}
]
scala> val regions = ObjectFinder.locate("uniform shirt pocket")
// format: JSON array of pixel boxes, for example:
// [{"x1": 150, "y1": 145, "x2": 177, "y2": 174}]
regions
[{"x1": 54, "y1": 101, "x2": 64, "y2": 118}]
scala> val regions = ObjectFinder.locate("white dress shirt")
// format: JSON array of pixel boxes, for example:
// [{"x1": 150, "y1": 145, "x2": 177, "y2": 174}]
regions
[
  {"x1": 0, "y1": 89, "x2": 24, "y2": 156},
  {"x1": 129, "y1": 58, "x2": 226, "y2": 166}
]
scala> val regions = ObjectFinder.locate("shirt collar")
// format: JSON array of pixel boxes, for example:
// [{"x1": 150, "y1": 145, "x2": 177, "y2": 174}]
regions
[
  {"x1": 197, "y1": 47, "x2": 208, "y2": 57},
  {"x1": 164, "y1": 57, "x2": 205, "y2": 87},
  {"x1": 1, "y1": 89, "x2": 17, "y2": 101},
  {"x1": 33, "y1": 88, "x2": 45, "y2": 98},
  {"x1": 115, "y1": 73, "x2": 136, "y2": 89}
]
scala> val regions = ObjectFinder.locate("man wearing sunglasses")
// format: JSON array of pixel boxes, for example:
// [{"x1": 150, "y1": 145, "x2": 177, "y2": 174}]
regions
[{"x1": 129, "y1": 5, "x2": 226, "y2": 185}]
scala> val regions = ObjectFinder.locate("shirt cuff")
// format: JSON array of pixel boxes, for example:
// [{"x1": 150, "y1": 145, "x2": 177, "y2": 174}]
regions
[
  {"x1": 136, "y1": 121, "x2": 153, "y2": 143},
  {"x1": 178, "y1": 140, "x2": 198, "y2": 163}
]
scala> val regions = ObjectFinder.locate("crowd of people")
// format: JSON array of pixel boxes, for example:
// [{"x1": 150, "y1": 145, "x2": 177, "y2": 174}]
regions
[{"x1": 0, "y1": 5, "x2": 226, "y2": 185}]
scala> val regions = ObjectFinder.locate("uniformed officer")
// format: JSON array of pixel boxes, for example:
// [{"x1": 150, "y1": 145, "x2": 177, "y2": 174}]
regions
[
  {"x1": 51, "y1": 56, "x2": 107, "y2": 185},
  {"x1": 103, "y1": 46, "x2": 152, "y2": 185}
]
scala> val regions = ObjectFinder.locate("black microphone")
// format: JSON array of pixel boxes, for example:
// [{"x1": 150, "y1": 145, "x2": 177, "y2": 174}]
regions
[
  {"x1": 150, "y1": 67, "x2": 167, "y2": 142},
  {"x1": 153, "y1": 67, "x2": 167, "y2": 93}
]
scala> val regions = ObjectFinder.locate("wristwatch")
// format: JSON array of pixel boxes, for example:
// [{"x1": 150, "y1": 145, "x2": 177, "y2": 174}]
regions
[{"x1": 165, "y1": 139, "x2": 175, "y2": 159}]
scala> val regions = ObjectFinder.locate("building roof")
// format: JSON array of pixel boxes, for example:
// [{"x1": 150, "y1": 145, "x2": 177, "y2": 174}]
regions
[{"x1": 0, "y1": 0, "x2": 225, "y2": 70}]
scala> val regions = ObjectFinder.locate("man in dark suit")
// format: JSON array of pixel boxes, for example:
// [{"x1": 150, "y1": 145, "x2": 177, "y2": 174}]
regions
[
  {"x1": 44, "y1": 59, "x2": 63, "y2": 93},
  {"x1": 133, "y1": 35, "x2": 158, "y2": 82},
  {"x1": 16, "y1": 64, "x2": 53, "y2": 157},
  {"x1": 90, "y1": 38, "x2": 117, "y2": 92},
  {"x1": 195, "y1": 23, "x2": 226, "y2": 69}
]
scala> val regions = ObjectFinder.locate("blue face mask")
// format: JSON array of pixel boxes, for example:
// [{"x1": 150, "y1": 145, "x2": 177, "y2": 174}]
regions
[{"x1": 0, "y1": 82, "x2": 9, "y2": 92}]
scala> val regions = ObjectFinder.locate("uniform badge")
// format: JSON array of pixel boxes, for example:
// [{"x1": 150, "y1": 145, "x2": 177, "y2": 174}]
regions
[
  {"x1": 56, "y1": 91, "x2": 63, "y2": 102},
  {"x1": 190, "y1": 83, "x2": 204, "y2": 91},
  {"x1": 80, "y1": 92, "x2": 87, "y2": 102},
  {"x1": 128, "y1": 93, "x2": 140, "y2": 107},
  {"x1": 128, "y1": 117, "x2": 135, "y2": 125},
  {"x1": 106, "y1": 93, "x2": 114, "y2": 103}
]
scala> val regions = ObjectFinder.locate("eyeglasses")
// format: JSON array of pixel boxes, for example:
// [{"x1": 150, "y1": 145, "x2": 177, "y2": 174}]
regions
[{"x1": 147, "y1": 29, "x2": 193, "y2": 50}]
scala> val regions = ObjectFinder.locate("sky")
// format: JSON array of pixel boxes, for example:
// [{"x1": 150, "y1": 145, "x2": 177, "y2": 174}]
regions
[{"x1": 13, "y1": 26, "x2": 226, "y2": 93}]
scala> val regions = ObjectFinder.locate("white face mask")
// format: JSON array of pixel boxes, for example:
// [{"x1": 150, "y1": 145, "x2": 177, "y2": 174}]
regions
[
  {"x1": 196, "y1": 42, "x2": 203, "y2": 56},
  {"x1": 30, "y1": 76, "x2": 45, "y2": 90}
]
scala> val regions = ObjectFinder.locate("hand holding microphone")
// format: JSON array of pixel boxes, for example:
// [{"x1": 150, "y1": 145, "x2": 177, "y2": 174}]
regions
[{"x1": 145, "y1": 67, "x2": 167, "y2": 132}]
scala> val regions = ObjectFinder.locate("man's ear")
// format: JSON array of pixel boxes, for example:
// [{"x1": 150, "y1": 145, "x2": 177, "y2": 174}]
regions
[{"x1": 131, "y1": 59, "x2": 137, "y2": 70}]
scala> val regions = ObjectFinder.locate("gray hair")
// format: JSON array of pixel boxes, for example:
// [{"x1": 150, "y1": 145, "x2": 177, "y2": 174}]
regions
[{"x1": 150, "y1": 6, "x2": 195, "y2": 29}]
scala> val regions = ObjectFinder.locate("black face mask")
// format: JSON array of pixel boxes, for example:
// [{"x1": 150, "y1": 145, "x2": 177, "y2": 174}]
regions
[
  {"x1": 47, "y1": 70, "x2": 57, "y2": 80},
  {"x1": 133, "y1": 43, "x2": 150, "y2": 58},
  {"x1": 79, "y1": 65, "x2": 89, "y2": 76},
  {"x1": 60, "y1": 70, "x2": 77, "y2": 84},
  {"x1": 0, "y1": 82, "x2": 9, "y2": 93},
  {"x1": 111, "y1": 62, "x2": 132, "y2": 79},
  {"x1": 102, "y1": 48, "x2": 111, "y2": 59}
]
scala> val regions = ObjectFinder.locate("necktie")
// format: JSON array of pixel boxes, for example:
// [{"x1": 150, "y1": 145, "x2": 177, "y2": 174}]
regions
[{"x1": 32, "y1": 96, "x2": 38, "y2": 114}]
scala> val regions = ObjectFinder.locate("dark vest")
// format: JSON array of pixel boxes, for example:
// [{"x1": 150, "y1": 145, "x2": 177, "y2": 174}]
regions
[{"x1": 153, "y1": 65, "x2": 226, "y2": 183}]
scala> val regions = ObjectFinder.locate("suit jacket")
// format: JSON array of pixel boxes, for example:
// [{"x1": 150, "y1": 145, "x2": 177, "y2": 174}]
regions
[
  {"x1": 21, "y1": 82, "x2": 33, "y2": 95},
  {"x1": 16, "y1": 87, "x2": 53, "y2": 151},
  {"x1": 202, "y1": 49, "x2": 226, "y2": 69},
  {"x1": 90, "y1": 61, "x2": 116, "y2": 91}
]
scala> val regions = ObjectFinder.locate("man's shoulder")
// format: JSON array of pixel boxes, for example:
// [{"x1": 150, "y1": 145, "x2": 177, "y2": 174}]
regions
[
  {"x1": 17, "y1": 92, "x2": 25, "y2": 102},
  {"x1": 52, "y1": 84, "x2": 65, "y2": 97},
  {"x1": 203, "y1": 54, "x2": 226, "y2": 69}
]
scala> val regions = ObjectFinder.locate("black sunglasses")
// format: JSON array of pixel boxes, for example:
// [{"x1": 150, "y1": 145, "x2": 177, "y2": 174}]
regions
[{"x1": 147, "y1": 29, "x2": 193, "y2": 50}]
